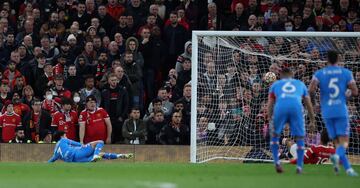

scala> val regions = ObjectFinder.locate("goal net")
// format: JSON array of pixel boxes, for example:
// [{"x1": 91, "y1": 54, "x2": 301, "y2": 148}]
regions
[{"x1": 191, "y1": 31, "x2": 360, "y2": 163}]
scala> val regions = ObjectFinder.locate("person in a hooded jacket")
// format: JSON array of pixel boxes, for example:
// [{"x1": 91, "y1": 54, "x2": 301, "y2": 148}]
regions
[
  {"x1": 175, "y1": 41, "x2": 191, "y2": 73},
  {"x1": 121, "y1": 51, "x2": 142, "y2": 109},
  {"x1": 122, "y1": 37, "x2": 144, "y2": 69},
  {"x1": 75, "y1": 54, "x2": 95, "y2": 77}
]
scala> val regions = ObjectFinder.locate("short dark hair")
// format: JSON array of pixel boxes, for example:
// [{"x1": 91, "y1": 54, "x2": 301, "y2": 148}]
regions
[
  {"x1": 327, "y1": 50, "x2": 338, "y2": 64},
  {"x1": 131, "y1": 106, "x2": 140, "y2": 112},
  {"x1": 152, "y1": 98, "x2": 162, "y2": 104},
  {"x1": 320, "y1": 130, "x2": 330, "y2": 144},
  {"x1": 53, "y1": 131, "x2": 65, "y2": 142},
  {"x1": 84, "y1": 74, "x2": 94, "y2": 81},
  {"x1": 15, "y1": 126, "x2": 25, "y2": 132},
  {"x1": 31, "y1": 97, "x2": 42, "y2": 105}
]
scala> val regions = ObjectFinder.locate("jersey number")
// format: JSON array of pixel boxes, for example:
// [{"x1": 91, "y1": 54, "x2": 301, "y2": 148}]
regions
[
  {"x1": 282, "y1": 82, "x2": 296, "y2": 93},
  {"x1": 328, "y1": 78, "x2": 339, "y2": 98}
]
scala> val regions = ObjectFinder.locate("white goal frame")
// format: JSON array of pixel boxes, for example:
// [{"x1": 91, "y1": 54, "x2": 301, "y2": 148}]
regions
[{"x1": 190, "y1": 31, "x2": 360, "y2": 163}]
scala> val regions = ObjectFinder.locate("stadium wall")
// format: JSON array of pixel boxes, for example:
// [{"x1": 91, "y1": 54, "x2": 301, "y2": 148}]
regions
[{"x1": 0, "y1": 144, "x2": 190, "y2": 162}]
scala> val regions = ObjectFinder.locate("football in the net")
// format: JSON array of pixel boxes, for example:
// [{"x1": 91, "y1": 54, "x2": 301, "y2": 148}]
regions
[{"x1": 264, "y1": 72, "x2": 277, "y2": 83}]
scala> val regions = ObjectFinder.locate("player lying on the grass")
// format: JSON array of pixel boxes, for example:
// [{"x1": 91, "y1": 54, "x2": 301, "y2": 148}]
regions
[
  {"x1": 283, "y1": 131, "x2": 335, "y2": 165},
  {"x1": 267, "y1": 67, "x2": 316, "y2": 174},
  {"x1": 309, "y1": 50, "x2": 359, "y2": 176},
  {"x1": 48, "y1": 131, "x2": 133, "y2": 163}
]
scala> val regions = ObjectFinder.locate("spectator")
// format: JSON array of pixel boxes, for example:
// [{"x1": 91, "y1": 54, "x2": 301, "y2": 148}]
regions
[
  {"x1": 8, "y1": 126, "x2": 29, "y2": 143},
  {"x1": 143, "y1": 98, "x2": 162, "y2": 122},
  {"x1": 124, "y1": 37, "x2": 144, "y2": 69},
  {"x1": 39, "y1": 12, "x2": 66, "y2": 37},
  {"x1": 160, "y1": 111, "x2": 190, "y2": 145},
  {"x1": 21, "y1": 85, "x2": 34, "y2": 107},
  {"x1": 0, "y1": 101, "x2": 22, "y2": 143},
  {"x1": 101, "y1": 73, "x2": 129, "y2": 144},
  {"x1": 51, "y1": 97, "x2": 78, "y2": 141},
  {"x1": 111, "y1": 15, "x2": 130, "y2": 40},
  {"x1": 63, "y1": 65, "x2": 84, "y2": 93},
  {"x1": 126, "y1": 0, "x2": 147, "y2": 29},
  {"x1": 199, "y1": 2, "x2": 225, "y2": 30},
  {"x1": 227, "y1": 3, "x2": 248, "y2": 30},
  {"x1": 148, "y1": 87, "x2": 174, "y2": 119},
  {"x1": 42, "y1": 89, "x2": 60, "y2": 114},
  {"x1": 177, "y1": 58, "x2": 191, "y2": 91},
  {"x1": 69, "y1": 2, "x2": 90, "y2": 31},
  {"x1": 175, "y1": 41, "x2": 191, "y2": 73},
  {"x1": 50, "y1": 74, "x2": 72, "y2": 100},
  {"x1": 23, "y1": 98, "x2": 52, "y2": 143},
  {"x1": 9, "y1": 91, "x2": 30, "y2": 119},
  {"x1": 79, "y1": 75, "x2": 101, "y2": 107},
  {"x1": 121, "y1": 51, "x2": 142, "y2": 107},
  {"x1": 163, "y1": 11, "x2": 188, "y2": 76},
  {"x1": 146, "y1": 110, "x2": 166, "y2": 144},
  {"x1": 79, "y1": 95, "x2": 112, "y2": 144},
  {"x1": 106, "y1": 0, "x2": 125, "y2": 21},
  {"x1": 139, "y1": 26, "x2": 166, "y2": 102},
  {"x1": 99, "y1": 59, "x2": 121, "y2": 89},
  {"x1": 97, "y1": 5, "x2": 116, "y2": 35},
  {"x1": 122, "y1": 107, "x2": 146, "y2": 144}
]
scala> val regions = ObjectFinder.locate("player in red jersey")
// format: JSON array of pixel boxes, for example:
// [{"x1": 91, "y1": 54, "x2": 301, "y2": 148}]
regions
[
  {"x1": 79, "y1": 95, "x2": 112, "y2": 144},
  {"x1": 286, "y1": 131, "x2": 335, "y2": 164},
  {"x1": 0, "y1": 102, "x2": 22, "y2": 142},
  {"x1": 51, "y1": 98, "x2": 78, "y2": 141}
]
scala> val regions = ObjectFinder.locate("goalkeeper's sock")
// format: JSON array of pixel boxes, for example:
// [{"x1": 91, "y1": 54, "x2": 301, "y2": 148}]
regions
[
  {"x1": 102, "y1": 153, "x2": 118, "y2": 159},
  {"x1": 337, "y1": 145, "x2": 351, "y2": 171},
  {"x1": 271, "y1": 137, "x2": 280, "y2": 165},
  {"x1": 296, "y1": 139, "x2": 305, "y2": 169},
  {"x1": 94, "y1": 142, "x2": 104, "y2": 156}
]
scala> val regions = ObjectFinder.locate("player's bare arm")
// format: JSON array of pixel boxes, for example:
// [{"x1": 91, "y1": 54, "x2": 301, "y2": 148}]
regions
[
  {"x1": 79, "y1": 121, "x2": 85, "y2": 144},
  {"x1": 304, "y1": 96, "x2": 316, "y2": 132},
  {"x1": 104, "y1": 117, "x2": 112, "y2": 144}
]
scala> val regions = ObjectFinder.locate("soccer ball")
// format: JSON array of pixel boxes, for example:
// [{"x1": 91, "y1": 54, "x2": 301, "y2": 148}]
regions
[{"x1": 264, "y1": 72, "x2": 277, "y2": 83}]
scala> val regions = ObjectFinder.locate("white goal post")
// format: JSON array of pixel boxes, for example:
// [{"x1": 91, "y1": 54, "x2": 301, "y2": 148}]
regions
[{"x1": 191, "y1": 31, "x2": 360, "y2": 163}]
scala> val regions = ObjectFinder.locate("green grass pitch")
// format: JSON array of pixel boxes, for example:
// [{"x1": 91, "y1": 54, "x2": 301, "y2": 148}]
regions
[{"x1": 0, "y1": 162, "x2": 359, "y2": 188}]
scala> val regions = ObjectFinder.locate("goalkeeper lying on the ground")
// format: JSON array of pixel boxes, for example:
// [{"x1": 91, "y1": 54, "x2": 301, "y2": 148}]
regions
[
  {"x1": 48, "y1": 131, "x2": 133, "y2": 163},
  {"x1": 283, "y1": 131, "x2": 335, "y2": 164}
]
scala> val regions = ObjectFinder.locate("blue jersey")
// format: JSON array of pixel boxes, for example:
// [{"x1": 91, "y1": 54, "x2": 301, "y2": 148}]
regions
[
  {"x1": 269, "y1": 78, "x2": 308, "y2": 110},
  {"x1": 48, "y1": 138, "x2": 82, "y2": 162},
  {"x1": 313, "y1": 66, "x2": 355, "y2": 118}
]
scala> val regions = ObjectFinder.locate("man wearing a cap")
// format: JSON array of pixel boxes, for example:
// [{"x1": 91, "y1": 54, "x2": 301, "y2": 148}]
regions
[
  {"x1": 0, "y1": 101, "x2": 22, "y2": 142},
  {"x1": 79, "y1": 95, "x2": 112, "y2": 144},
  {"x1": 51, "y1": 98, "x2": 78, "y2": 141}
]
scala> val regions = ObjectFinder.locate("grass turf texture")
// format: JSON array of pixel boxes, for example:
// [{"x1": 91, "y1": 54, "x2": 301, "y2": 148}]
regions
[{"x1": 0, "y1": 163, "x2": 358, "y2": 188}]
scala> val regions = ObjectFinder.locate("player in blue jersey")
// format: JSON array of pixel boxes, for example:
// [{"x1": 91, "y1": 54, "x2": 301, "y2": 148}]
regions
[
  {"x1": 48, "y1": 131, "x2": 133, "y2": 163},
  {"x1": 267, "y1": 68, "x2": 315, "y2": 174},
  {"x1": 309, "y1": 50, "x2": 359, "y2": 176}
]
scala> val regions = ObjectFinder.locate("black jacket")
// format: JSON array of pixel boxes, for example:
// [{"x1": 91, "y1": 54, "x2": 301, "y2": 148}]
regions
[
  {"x1": 23, "y1": 110, "x2": 52, "y2": 141},
  {"x1": 101, "y1": 85, "x2": 129, "y2": 120}
]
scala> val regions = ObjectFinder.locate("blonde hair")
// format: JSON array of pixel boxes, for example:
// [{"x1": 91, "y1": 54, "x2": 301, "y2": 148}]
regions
[{"x1": 22, "y1": 85, "x2": 34, "y2": 97}]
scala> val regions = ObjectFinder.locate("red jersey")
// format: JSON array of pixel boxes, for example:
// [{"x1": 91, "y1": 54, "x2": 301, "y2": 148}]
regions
[
  {"x1": 0, "y1": 113, "x2": 22, "y2": 142},
  {"x1": 13, "y1": 103, "x2": 30, "y2": 117},
  {"x1": 53, "y1": 63, "x2": 64, "y2": 76},
  {"x1": 79, "y1": 108, "x2": 109, "y2": 144},
  {"x1": 51, "y1": 110, "x2": 78, "y2": 141},
  {"x1": 291, "y1": 145, "x2": 335, "y2": 164},
  {"x1": 42, "y1": 99, "x2": 60, "y2": 114}
]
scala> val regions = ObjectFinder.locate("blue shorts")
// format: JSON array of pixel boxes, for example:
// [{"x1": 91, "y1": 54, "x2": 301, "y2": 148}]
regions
[
  {"x1": 323, "y1": 117, "x2": 350, "y2": 140},
  {"x1": 272, "y1": 109, "x2": 305, "y2": 137},
  {"x1": 72, "y1": 144, "x2": 95, "y2": 162}
]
